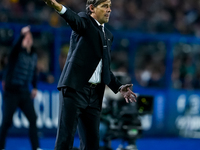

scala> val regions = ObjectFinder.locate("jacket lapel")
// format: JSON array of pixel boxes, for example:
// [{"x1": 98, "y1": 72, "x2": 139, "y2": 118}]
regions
[
  {"x1": 88, "y1": 15, "x2": 111, "y2": 62},
  {"x1": 89, "y1": 15, "x2": 105, "y2": 49}
]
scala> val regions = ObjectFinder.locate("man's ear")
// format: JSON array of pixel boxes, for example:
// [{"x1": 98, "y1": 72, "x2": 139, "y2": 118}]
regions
[{"x1": 89, "y1": 4, "x2": 95, "y2": 13}]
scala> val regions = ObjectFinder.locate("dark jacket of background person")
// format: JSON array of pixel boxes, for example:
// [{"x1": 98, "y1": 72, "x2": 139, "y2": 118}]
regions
[
  {"x1": 3, "y1": 34, "x2": 37, "y2": 92},
  {"x1": 57, "y1": 8, "x2": 122, "y2": 94},
  {"x1": 0, "y1": 26, "x2": 40, "y2": 150}
]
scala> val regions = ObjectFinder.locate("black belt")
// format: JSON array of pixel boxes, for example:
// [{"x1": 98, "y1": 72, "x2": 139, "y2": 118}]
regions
[{"x1": 86, "y1": 82, "x2": 98, "y2": 88}]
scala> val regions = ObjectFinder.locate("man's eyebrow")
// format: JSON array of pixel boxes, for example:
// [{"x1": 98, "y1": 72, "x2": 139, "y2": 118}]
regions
[{"x1": 101, "y1": 3, "x2": 111, "y2": 7}]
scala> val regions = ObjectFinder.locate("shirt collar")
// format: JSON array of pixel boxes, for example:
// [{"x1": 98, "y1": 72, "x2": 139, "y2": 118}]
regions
[{"x1": 94, "y1": 19, "x2": 104, "y2": 28}]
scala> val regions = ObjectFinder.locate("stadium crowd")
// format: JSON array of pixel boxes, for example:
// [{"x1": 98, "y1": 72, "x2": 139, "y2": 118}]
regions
[
  {"x1": 1, "y1": 0, "x2": 200, "y2": 90},
  {"x1": 1, "y1": 0, "x2": 200, "y2": 35}
]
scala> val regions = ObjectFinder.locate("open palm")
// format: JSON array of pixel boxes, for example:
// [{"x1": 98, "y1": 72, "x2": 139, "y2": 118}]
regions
[{"x1": 119, "y1": 84, "x2": 137, "y2": 103}]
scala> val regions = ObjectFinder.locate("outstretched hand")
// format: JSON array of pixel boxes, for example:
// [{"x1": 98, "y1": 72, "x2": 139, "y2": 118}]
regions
[
  {"x1": 43, "y1": 0, "x2": 62, "y2": 11},
  {"x1": 43, "y1": 0, "x2": 56, "y2": 7},
  {"x1": 119, "y1": 84, "x2": 137, "y2": 103}
]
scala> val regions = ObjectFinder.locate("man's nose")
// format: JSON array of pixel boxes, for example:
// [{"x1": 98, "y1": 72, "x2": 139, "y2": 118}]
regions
[{"x1": 107, "y1": 7, "x2": 111, "y2": 12}]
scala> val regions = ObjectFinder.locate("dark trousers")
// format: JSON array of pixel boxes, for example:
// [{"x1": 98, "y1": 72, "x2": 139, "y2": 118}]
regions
[
  {"x1": 0, "y1": 90, "x2": 39, "y2": 150},
  {"x1": 55, "y1": 84, "x2": 103, "y2": 150}
]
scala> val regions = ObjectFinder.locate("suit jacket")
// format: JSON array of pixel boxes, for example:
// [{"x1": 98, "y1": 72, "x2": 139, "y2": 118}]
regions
[{"x1": 57, "y1": 8, "x2": 122, "y2": 94}]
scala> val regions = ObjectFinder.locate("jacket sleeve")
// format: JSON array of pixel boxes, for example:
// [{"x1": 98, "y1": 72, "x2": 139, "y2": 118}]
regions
[
  {"x1": 3, "y1": 35, "x2": 24, "y2": 81},
  {"x1": 107, "y1": 71, "x2": 122, "y2": 94},
  {"x1": 31, "y1": 54, "x2": 38, "y2": 89},
  {"x1": 60, "y1": 8, "x2": 88, "y2": 34},
  {"x1": 9, "y1": 35, "x2": 24, "y2": 58},
  {"x1": 105, "y1": 31, "x2": 122, "y2": 93}
]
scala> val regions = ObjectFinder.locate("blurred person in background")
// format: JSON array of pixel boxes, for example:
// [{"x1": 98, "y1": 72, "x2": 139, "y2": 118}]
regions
[
  {"x1": 0, "y1": 52, "x2": 8, "y2": 80},
  {"x1": 43, "y1": 0, "x2": 137, "y2": 149},
  {"x1": 37, "y1": 56, "x2": 55, "y2": 84},
  {"x1": 0, "y1": 26, "x2": 41, "y2": 150},
  {"x1": 59, "y1": 44, "x2": 69, "y2": 71}
]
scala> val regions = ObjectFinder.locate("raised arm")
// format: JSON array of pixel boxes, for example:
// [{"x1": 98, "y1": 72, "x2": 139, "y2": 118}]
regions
[
  {"x1": 43, "y1": 0, "x2": 88, "y2": 33},
  {"x1": 9, "y1": 26, "x2": 31, "y2": 59}
]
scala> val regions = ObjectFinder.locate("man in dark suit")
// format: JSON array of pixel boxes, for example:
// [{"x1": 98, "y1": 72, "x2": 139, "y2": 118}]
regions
[{"x1": 43, "y1": 0, "x2": 137, "y2": 149}]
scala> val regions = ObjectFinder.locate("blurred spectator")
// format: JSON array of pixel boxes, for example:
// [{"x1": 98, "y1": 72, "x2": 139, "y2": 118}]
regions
[
  {"x1": 133, "y1": 42, "x2": 166, "y2": 88},
  {"x1": 172, "y1": 43, "x2": 200, "y2": 90},
  {"x1": 0, "y1": 26, "x2": 41, "y2": 150},
  {"x1": 171, "y1": 57, "x2": 182, "y2": 89},
  {"x1": 0, "y1": 27, "x2": 55, "y2": 84},
  {"x1": 59, "y1": 44, "x2": 69, "y2": 71},
  {"x1": 0, "y1": 52, "x2": 8, "y2": 80},
  {"x1": 36, "y1": 50, "x2": 55, "y2": 84}
]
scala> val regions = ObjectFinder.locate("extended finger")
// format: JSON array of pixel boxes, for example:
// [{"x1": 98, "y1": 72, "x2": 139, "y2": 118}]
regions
[
  {"x1": 128, "y1": 88, "x2": 137, "y2": 97},
  {"x1": 128, "y1": 97, "x2": 133, "y2": 103},
  {"x1": 124, "y1": 84, "x2": 133, "y2": 88},
  {"x1": 129, "y1": 94, "x2": 136, "y2": 102},
  {"x1": 125, "y1": 97, "x2": 129, "y2": 103},
  {"x1": 127, "y1": 93, "x2": 137, "y2": 102},
  {"x1": 131, "y1": 94, "x2": 137, "y2": 102}
]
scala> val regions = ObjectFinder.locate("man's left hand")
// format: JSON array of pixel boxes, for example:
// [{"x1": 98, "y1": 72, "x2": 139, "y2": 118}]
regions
[{"x1": 119, "y1": 84, "x2": 137, "y2": 103}]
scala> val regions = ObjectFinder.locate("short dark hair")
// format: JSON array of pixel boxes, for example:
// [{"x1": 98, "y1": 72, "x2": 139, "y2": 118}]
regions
[{"x1": 86, "y1": 0, "x2": 108, "y2": 14}]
